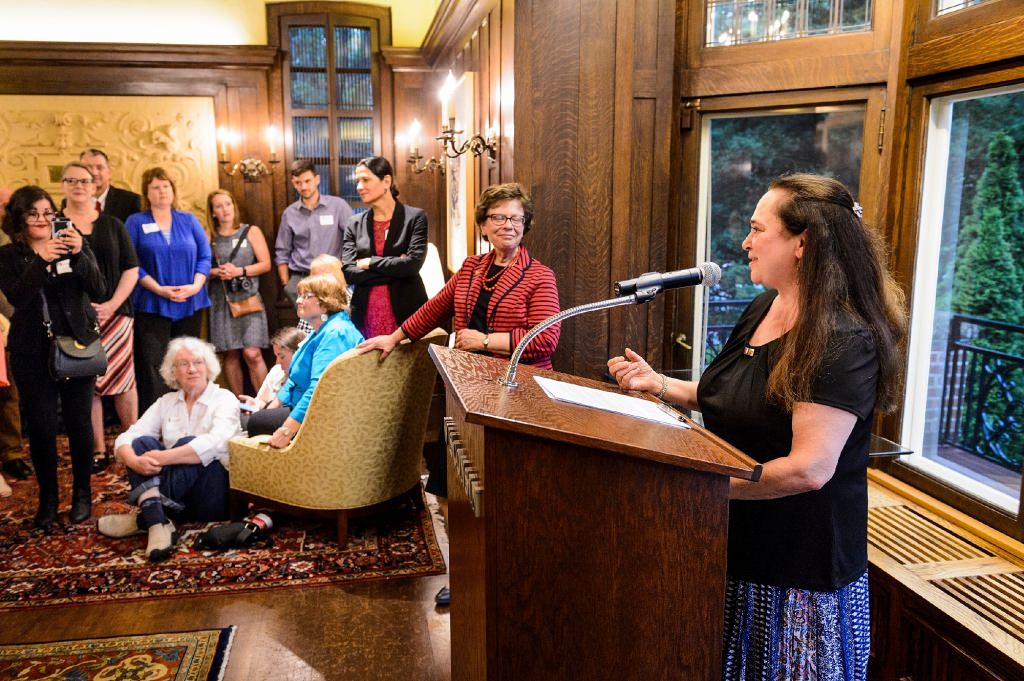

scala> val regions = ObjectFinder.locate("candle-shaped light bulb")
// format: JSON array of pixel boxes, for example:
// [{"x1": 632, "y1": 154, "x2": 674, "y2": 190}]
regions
[
  {"x1": 266, "y1": 125, "x2": 278, "y2": 161},
  {"x1": 409, "y1": 119, "x2": 422, "y2": 155},
  {"x1": 217, "y1": 126, "x2": 228, "y2": 159}
]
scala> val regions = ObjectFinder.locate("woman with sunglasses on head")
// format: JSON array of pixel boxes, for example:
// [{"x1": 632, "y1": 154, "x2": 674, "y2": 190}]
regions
[
  {"x1": 0, "y1": 186, "x2": 105, "y2": 528},
  {"x1": 61, "y1": 161, "x2": 140, "y2": 473},
  {"x1": 341, "y1": 156, "x2": 429, "y2": 338}
]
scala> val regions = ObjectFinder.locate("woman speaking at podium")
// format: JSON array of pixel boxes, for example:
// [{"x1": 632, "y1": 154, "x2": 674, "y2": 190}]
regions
[{"x1": 608, "y1": 174, "x2": 906, "y2": 680}]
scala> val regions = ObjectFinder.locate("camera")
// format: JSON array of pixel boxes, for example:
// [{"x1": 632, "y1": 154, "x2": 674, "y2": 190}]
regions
[
  {"x1": 52, "y1": 217, "x2": 72, "y2": 238},
  {"x1": 227, "y1": 276, "x2": 253, "y2": 293}
]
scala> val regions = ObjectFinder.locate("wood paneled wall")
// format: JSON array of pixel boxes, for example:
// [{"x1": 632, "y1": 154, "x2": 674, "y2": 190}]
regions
[
  {"x1": 0, "y1": 41, "x2": 284, "y2": 325},
  {"x1": 513, "y1": 0, "x2": 679, "y2": 377}
]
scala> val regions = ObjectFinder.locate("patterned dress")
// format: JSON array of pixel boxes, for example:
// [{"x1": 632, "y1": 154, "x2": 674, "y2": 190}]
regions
[
  {"x1": 209, "y1": 227, "x2": 269, "y2": 352},
  {"x1": 362, "y1": 218, "x2": 399, "y2": 337}
]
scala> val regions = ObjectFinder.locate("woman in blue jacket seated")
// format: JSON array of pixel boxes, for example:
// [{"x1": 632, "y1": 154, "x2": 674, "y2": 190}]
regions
[
  {"x1": 125, "y1": 167, "x2": 212, "y2": 413},
  {"x1": 246, "y1": 273, "x2": 363, "y2": 448}
]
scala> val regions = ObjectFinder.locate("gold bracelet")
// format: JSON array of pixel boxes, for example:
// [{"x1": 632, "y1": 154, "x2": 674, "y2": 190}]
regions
[{"x1": 656, "y1": 374, "x2": 668, "y2": 401}]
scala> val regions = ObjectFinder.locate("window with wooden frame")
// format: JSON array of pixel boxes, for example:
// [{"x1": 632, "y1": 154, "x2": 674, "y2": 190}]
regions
[
  {"x1": 269, "y1": 3, "x2": 390, "y2": 210},
  {"x1": 677, "y1": 89, "x2": 886, "y2": 377}
]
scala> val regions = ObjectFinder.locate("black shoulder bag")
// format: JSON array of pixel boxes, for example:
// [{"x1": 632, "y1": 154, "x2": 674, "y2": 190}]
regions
[{"x1": 40, "y1": 291, "x2": 107, "y2": 381}]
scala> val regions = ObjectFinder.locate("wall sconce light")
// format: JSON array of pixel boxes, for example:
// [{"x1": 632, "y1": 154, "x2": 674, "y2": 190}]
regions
[
  {"x1": 436, "y1": 71, "x2": 497, "y2": 162},
  {"x1": 217, "y1": 125, "x2": 281, "y2": 182},
  {"x1": 402, "y1": 119, "x2": 445, "y2": 175}
]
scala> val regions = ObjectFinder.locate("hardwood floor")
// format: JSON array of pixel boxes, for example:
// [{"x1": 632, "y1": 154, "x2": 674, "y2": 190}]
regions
[{"x1": 1, "y1": 492, "x2": 452, "y2": 681}]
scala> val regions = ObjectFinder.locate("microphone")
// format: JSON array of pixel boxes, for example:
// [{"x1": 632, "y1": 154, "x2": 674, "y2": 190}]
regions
[{"x1": 614, "y1": 262, "x2": 722, "y2": 297}]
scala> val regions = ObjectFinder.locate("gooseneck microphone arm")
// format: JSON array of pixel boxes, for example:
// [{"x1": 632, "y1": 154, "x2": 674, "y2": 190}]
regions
[
  {"x1": 498, "y1": 261, "x2": 720, "y2": 389},
  {"x1": 497, "y1": 294, "x2": 646, "y2": 388}
]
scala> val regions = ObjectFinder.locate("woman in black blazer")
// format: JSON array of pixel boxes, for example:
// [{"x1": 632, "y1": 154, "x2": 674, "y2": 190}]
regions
[
  {"x1": 0, "y1": 186, "x2": 106, "y2": 528},
  {"x1": 341, "y1": 156, "x2": 428, "y2": 337}
]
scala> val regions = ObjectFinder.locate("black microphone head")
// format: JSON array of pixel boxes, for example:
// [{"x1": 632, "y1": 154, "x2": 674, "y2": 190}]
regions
[{"x1": 699, "y1": 262, "x2": 722, "y2": 286}]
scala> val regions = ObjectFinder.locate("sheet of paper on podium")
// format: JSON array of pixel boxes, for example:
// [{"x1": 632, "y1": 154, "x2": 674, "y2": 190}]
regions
[{"x1": 533, "y1": 376, "x2": 690, "y2": 429}]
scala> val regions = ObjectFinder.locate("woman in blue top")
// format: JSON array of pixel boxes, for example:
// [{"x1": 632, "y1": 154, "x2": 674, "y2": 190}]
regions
[
  {"x1": 125, "y1": 167, "x2": 212, "y2": 412},
  {"x1": 245, "y1": 273, "x2": 363, "y2": 448}
]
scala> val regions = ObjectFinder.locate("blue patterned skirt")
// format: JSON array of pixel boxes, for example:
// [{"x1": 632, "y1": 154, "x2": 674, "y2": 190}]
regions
[{"x1": 721, "y1": 570, "x2": 870, "y2": 681}]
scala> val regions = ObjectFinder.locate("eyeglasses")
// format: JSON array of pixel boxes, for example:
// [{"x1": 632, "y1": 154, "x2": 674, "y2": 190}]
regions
[
  {"x1": 26, "y1": 210, "x2": 57, "y2": 222},
  {"x1": 296, "y1": 292, "x2": 317, "y2": 301},
  {"x1": 174, "y1": 358, "x2": 207, "y2": 370},
  {"x1": 61, "y1": 178, "x2": 94, "y2": 186},
  {"x1": 486, "y1": 214, "x2": 526, "y2": 227}
]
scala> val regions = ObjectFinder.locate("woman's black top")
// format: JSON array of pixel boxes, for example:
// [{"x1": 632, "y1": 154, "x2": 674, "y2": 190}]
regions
[
  {"x1": 76, "y1": 213, "x2": 138, "y2": 316},
  {"x1": 0, "y1": 240, "x2": 105, "y2": 359},
  {"x1": 468, "y1": 263, "x2": 502, "y2": 332},
  {"x1": 697, "y1": 290, "x2": 879, "y2": 591}
]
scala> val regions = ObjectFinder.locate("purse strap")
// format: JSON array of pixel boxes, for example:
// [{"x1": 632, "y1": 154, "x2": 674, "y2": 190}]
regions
[
  {"x1": 39, "y1": 290, "x2": 55, "y2": 339},
  {"x1": 213, "y1": 224, "x2": 251, "y2": 267},
  {"x1": 214, "y1": 224, "x2": 252, "y2": 302}
]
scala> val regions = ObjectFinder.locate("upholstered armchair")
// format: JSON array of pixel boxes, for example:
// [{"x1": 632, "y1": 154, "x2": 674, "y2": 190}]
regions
[{"x1": 228, "y1": 328, "x2": 447, "y2": 544}]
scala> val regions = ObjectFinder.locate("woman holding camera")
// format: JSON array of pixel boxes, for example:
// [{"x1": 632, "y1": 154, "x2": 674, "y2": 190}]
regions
[
  {"x1": 0, "y1": 186, "x2": 105, "y2": 528},
  {"x1": 61, "y1": 161, "x2": 140, "y2": 473},
  {"x1": 205, "y1": 189, "x2": 269, "y2": 396}
]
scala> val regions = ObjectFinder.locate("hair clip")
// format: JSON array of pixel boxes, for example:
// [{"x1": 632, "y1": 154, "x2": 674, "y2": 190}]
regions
[{"x1": 852, "y1": 201, "x2": 864, "y2": 219}]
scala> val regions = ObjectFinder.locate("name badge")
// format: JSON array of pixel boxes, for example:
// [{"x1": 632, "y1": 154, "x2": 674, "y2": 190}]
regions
[
  {"x1": 232, "y1": 238, "x2": 248, "y2": 249},
  {"x1": 56, "y1": 259, "x2": 72, "y2": 275},
  {"x1": 319, "y1": 215, "x2": 334, "y2": 226},
  {"x1": 142, "y1": 222, "x2": 160, "y2": 234}
]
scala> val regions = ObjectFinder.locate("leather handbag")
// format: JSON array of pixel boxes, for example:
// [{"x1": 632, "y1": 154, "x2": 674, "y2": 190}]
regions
[
  {"x1": 227, "y1": 293, "x2": 265, "y2": 318},
  {"x1": 215, "y1": 224, "x2": 264, "y2": 318},
  {"x1": 40, "y1": 292, "x2": 107, "y2": 381}
]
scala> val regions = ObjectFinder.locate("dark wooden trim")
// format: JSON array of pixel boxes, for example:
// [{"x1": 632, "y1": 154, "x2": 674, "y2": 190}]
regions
[
  {"x1": 913, "y1": 0, "x2": 1024, "y2": 47},
  {"x1": 907, "y1": 13, "x2": 1024, "y2": 80},
  {"x1": 267, "y1": 1, "x2": 393, "y2": 45},
  {"x1": 421, "y1": 0, "x2": 498, "y2": 67},
  {"x1": 381, "y1": 47, "x2": 430, "y2": 71},
  {"x1": 0, "y1": 40, "x2": 277, "y2": 67}
]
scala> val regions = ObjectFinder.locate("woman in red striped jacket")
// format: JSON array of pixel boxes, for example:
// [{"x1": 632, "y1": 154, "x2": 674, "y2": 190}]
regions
[{"x1": 356, "y1": 182, "x2": 560, "y2": 367}]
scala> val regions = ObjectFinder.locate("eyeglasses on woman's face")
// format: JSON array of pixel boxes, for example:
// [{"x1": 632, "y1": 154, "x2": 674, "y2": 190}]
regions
[
  {"x1": 296, "y1": 291, "x2": 317, "y2": 302},
  {"x1": 26, "y1": 210, "x2": 56, "y2": 222},
  {"x1": 486, "y1": 214, "x2": 526, "y2": 227},
  {"x1": 61, "y1": 177, "x2": 94, "y2": 186},
  {"x1": 174, "y1": 358, "x2": 206, "y2": 370}
]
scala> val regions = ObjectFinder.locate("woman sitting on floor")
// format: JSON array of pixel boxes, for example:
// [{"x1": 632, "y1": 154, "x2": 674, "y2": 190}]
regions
[{"x1": 97, "y1": 336, "x2": 240, "y2": 561}]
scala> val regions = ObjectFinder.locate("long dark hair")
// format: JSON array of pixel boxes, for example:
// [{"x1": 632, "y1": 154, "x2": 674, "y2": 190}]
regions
[
  {"x1": 767, "y1": 173, "x2": 907, "y2": 413},
  {"x1": 1, "y1": 186, "x2": 56, "y2": 244},
  {"x1": 356, "y1": 156, "x2": 399, "y2": 199}
]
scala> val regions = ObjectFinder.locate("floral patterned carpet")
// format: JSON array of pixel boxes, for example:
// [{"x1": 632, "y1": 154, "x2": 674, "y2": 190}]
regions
[
  {"x1": 0, "y1": 439, "x2": 445, "y2": 610},
  {"x1": 0, "y1": 626, "x2": 234, "y2": 680}
]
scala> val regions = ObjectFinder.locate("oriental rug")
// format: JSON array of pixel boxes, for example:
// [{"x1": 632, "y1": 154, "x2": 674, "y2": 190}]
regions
[
  {"x1": 0, "y1": 626, "x2": 234, "y2": 680},
  {"x1": 0, "y1": 439, "x2": 446, "y2": 610}
]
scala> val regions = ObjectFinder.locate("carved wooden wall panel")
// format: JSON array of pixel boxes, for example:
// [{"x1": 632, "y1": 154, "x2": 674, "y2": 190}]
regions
[{"x1": 0, "y1": 95, "x2": 218, "y2": 222}]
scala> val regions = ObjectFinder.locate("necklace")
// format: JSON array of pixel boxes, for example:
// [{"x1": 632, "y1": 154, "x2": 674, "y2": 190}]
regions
[{"x1": 480, "y1": 260, "x2": 510, "y2": 293}]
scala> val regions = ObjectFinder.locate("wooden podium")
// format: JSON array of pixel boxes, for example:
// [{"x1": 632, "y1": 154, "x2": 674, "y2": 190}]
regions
[{"x1": 430, "y1": 346, "x2": 761, "y2": 681}]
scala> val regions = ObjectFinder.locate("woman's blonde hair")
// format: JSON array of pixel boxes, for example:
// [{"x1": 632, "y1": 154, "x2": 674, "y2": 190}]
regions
[
  {"x1": 310, "y1": 254, "x2": 344, "y2": 282},
  {"x1": 205, "y1": 188, "x2": 238, "y2": 242},
  {"x1": 298, "y1": 273, "x2": 349, "y2": 313}
]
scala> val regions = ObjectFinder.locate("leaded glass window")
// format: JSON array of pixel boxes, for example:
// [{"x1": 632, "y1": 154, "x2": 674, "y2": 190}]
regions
[
  {"x1": 705, "y1": 0, "x2": 872, "y2": 47},
  {"x1": 283, "y1": 15, "x2": 379, "y2": 207}
]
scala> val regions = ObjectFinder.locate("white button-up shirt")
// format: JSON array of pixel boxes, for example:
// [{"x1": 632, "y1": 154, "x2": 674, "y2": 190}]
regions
[{"x1": 114, "y1": 381, "x2": 241, "y2": 468}]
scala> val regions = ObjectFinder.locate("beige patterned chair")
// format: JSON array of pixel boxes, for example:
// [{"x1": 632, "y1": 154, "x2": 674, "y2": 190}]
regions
[{"x1": 228, "y1": 328, "x2": 447, "y2": 545}]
